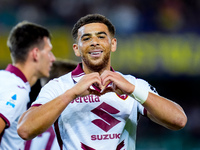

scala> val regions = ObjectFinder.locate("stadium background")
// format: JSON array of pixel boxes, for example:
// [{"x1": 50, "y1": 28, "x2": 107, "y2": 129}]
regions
[{"x1": 0, "y1": 0, "x2": 199, "y2": 149}]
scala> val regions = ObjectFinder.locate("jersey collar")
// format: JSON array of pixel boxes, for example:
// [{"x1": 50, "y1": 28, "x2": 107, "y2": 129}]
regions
[
  {"x1": 71, "y1": 63, "x2": 86, "y2": 83},
  {"x1": 5, "y1": 64, "x2": 28, "y2": 83}
]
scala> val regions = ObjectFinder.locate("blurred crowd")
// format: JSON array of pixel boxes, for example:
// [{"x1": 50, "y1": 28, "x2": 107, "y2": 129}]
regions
[{"x1": 1, "y1": 0, "x2": 200, "y2": 36}]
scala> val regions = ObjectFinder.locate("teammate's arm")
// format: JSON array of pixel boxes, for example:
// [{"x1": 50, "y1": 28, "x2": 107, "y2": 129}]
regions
[{"x1": 0, "y1": 117, "x2": 6, "y2": 134}]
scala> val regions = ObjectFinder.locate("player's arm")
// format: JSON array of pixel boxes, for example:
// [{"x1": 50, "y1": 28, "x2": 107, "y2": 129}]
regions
[
  {"x1": 143, "y1": 93, "x2": 187, "y2": 130},
  {"x1": 100, "y1": 70, "x2": 187, "y2": 130},
  {"x1": 17, "y1": 72, "x2": 102, "y2": 140},
  {"x1": 17, "y1": 91, "x2": 74, "y2": 140},
  {"x1": 0, "y1": 117, "x2": 6, "y2": 134}
]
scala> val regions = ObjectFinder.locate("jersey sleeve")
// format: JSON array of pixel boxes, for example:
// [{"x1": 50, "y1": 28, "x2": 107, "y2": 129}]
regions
[
  {"x1": 31, "y1": 78, "x2": 65, "y2": 106},
  {"x1": 136, "y1": 78, "x2": 159, "y2": 95},
  {"x1": 122, "y1": 74, "x2": 159, "y2": 116},
  {"x1": 136, "y1": 78, "x2": 159, "y2": 116},
  {"x1": 0, "y1": 83, "x2": 30, "y2": 127}
]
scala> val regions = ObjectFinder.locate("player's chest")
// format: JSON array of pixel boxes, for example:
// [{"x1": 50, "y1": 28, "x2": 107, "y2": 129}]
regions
[{"x1": 61, "y1": 92, "x2": 135, "y2": 121}]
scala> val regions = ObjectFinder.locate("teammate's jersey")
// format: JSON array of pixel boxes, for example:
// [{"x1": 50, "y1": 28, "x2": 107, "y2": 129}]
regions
[
  {"x1": 32, "y1": 63, "x2": 157, "y2": 150},
  {"x1": 24, "y1": 126, "x2": 60, "y2": 150},
  {"x1": 0, "y1": 64, "x2": 30, "y2": 150}
]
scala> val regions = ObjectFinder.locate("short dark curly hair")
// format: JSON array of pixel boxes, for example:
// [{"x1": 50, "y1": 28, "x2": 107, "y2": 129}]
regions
[{"x1": 72, "y1": 14, "x2": 115, "y2": 42}]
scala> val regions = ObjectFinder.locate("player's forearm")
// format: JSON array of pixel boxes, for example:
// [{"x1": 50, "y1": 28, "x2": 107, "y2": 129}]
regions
[
  {"x1": 143, "y1": 92, "x2": 187, "y2": 130},
  {"x1": 17, "y1": 89, "x2": 76, "y2": 140}
]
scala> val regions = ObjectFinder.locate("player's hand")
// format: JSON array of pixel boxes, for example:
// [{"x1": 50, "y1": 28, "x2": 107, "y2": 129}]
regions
[
  {"x1": 71, "y1": 72, "x2": 102, "y2": 97},
  {"x1": 100, "y1": 70, "x2": 135, "y2": 95}
]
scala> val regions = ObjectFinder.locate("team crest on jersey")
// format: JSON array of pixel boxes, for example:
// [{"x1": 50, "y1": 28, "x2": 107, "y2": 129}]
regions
[
  {"x1": 116, "y1": 94, "x2": 128, "y2": 100},
  {"x1": 6, "y1": 94, "x2": 17, "y2": 108}
]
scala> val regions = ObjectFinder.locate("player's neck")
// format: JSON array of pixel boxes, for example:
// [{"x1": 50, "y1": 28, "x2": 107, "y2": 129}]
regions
[
  {"x1": 82, "y1": 62, "x2": 111, "y2": 75},
  {"x1": 14, "y1": 63, "x2": 38, "y2": 86}
]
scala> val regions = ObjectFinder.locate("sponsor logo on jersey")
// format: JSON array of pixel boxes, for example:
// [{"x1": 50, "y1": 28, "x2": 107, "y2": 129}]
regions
[
  {"x1": 91, "y1": 133, "x2": 121, "y2": 140},
  {"x1": 6, "y1": 94, "x2": 17, "y2": 108},
  {"x1": 17, "y1": 85, "x2": 26, "y2": 89},
  {"x1": 91, "y1": 102, "x2": 121, "y2": 132},
  {"x1": 71, "y1": 95, "x2": 100, "y2": 103}
]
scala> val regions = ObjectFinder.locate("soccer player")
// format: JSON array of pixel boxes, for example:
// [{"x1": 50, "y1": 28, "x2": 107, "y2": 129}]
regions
[
  {"x1": 17, "y1": 14, "x2": 187, "y2": 150},
  {"x1": 0, "y1": 21, "x2": 55, "y2": 149}
]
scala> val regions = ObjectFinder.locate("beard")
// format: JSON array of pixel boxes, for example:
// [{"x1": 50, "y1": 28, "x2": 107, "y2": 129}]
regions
[{"x1": 82, "y1": 52, "x2": 110, "y2": 72}]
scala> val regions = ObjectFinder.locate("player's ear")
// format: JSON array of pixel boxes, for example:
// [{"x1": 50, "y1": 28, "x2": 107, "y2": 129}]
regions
[
  {"x1": 73, "y1": 44, "x2": 81, "y2": 57},
  {"x1": 111, "y1": 38, "x2": 117, "y2": 52},
  {"x1": 31, "y1": 47, "x2": 40, "y2": 61}
]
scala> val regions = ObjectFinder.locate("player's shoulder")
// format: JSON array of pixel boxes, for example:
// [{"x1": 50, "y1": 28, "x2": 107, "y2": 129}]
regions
[
  {"x1": 0, "y1": 70, "x2": 26, "y2": 87},
  {"x1": 43, "y1": 72, "x2": 74, "y2": 89},
  {"x1": 50, "y1": 72, "x2": 73, "y2": 84},
  {"x1": 59, "y1": 72, "x2": 73, "y2": 82},
  {"x1": 0, "y1": 70, "x2": 30, "y2": 99},
  {"x1": 116, "y1": 71, "x2": 157, "y2": 93},
  {"x1": 0, "y1": 70, "x2": 15, "y2": 80},
  {"x1": 115, "y1": 71, "x2": 137, "y2": 82}
]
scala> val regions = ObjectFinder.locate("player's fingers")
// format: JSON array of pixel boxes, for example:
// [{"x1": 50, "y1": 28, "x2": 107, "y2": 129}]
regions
[{"x1": 100, "y1": 70, "x2": 114, "y2": 85}]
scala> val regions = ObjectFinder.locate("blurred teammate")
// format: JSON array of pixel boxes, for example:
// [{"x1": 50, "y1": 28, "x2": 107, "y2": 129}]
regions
[
  {"x1": 25, "y1": 59, "x2": 77, "y2": 150},
  {"x1": 0, "y1": 21, "x2": 55, "y2": 149},
  {"x1": 17, "y1": 14, "x2": 187, "y2": 150},
  {"x1": 40, "y1": 58, "x2": 78, "y2": 87}
]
